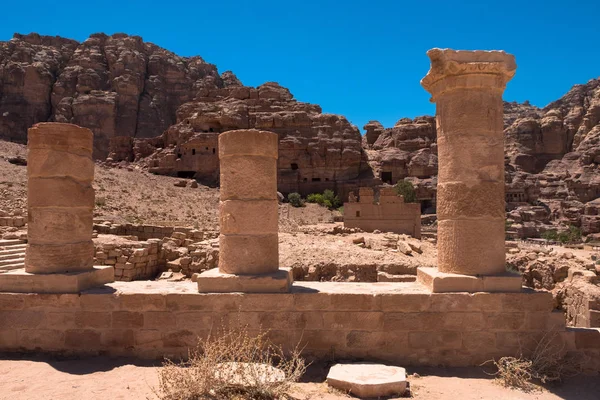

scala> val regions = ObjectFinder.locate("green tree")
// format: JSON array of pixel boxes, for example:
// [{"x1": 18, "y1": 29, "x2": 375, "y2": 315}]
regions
[
  {"x1": 306, "y1": 193, "x2": 324, "y2": 205},
  {"x1": 287, "y1": 192, "x2": 303, "y2": 207},
  {"x1": 323, "y1": 189, "x2": 342, "y2": 209},
  {"x1": 394, "y1": 180, "x2": 417, "y2": 203}
]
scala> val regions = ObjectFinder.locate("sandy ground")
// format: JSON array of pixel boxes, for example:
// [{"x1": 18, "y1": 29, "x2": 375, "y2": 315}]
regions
[
  {"x1": 280, "y1": 227, "x2": 436, "y2": 280},
  {"x1": 1, "y1": 356, "x2": 599, "y2": 400}
]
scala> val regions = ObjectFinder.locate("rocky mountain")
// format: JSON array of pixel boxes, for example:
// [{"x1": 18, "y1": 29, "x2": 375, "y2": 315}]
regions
[
  {"x1": 1, "y1": 32, "x2": 599, "y2": 237},
  {"x1": 0, "y1": 32, "x2": 224, "y2": 158},
  {"x1": 0, "y1": 32, "x2": 371, "y2": 198}
]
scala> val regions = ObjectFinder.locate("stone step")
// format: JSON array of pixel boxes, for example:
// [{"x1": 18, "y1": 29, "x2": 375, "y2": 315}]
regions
[
  {"x1": 0, "y1": 239, "x2": 26, "y2": 247},
  {"x1": 0, "y1": 262, "x2": 25, "y2": 272},
  {"x1": 0, "y1": 257, "x2": 24, "y2": 267},
  {"x1": 377, "y1": 272, "x2": 417, "y2": 283},
  {"x1": 0, "y1": 252, "x2": 25, "y2": 261},
  {"x1": 2, "y1": 244, "x2": 27, "y2": 251},
  {"x1": 0, "y1": 247, "x2": 26, "y2": 257}
]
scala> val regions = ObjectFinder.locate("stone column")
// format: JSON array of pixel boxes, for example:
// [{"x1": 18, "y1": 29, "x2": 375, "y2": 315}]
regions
[
  {"x1": 197, "y1": 129, "x2": 292, "y2": 293},
  {"x1": 0, "y1": 123, "x2": 113, "y2": 293},
  {"x1": 417, "y1": 49, "x2": 521, "y2": 292}
]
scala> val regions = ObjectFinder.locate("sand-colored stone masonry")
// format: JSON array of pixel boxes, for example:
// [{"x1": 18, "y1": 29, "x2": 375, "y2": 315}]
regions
[
  {"x1": 95, "y1": 239, "x2": 162, "y2": 282},
  {"x1": 93, "y1": 222, "x2": 218, "y2": 242},
  {"x1": 0, "y1": 281, "x2": 599, "y2": 373},
  {"x1": 344, "y1": 187, "x2": 421, "y2": 238},
  {"x1": 421, "y1": 49, "x2": 516, "y2": 276},
  {"x1": 217, "y1": 129, "x2": 279, "y2": 275},
  {"x1": 25, "y1": 123, "x2": 96, "y2": 274},
  {"x1": 197, "y1": 129, "x2": 292, "y2": 293},
  {"x1": 0, "y1": 215, "x2": 26, "y2": 228},
  {"x1": 0, "y1": 123, "x2": 113, "y2": 293}
]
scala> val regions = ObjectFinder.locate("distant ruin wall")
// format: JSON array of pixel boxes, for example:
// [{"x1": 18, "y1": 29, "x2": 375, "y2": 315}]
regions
[{"x1": 344, "y1": 187, "x2": 421, "y2": 238}]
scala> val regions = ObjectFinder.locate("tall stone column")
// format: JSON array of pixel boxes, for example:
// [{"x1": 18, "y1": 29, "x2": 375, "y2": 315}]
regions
[
  {"x1": 417, "y1": 49, "x2": 521, "y2": 292},
  {"x1": 197, "y1": 129, "x2": 292, "y2": 293},
  {"x1": 0, "y1": 123, "x2": 114, "y2": 293}
]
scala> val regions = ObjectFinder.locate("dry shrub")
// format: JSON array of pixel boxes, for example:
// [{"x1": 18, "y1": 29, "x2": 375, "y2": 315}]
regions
[
  {"x1": 485, "y1": 330, "x2": 579, "y2": 391},
  {"x1": 156, "y1": 324, "x2": 306, "y2": 400}
]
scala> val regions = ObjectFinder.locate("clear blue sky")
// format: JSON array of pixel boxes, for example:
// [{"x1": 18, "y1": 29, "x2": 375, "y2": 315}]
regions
[{"x1": 2, "y1": 0, "x2": 599, "y2": 131}]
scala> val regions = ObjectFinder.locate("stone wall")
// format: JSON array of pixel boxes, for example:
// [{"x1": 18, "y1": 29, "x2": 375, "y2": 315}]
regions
[
  {"x1": 560, "y1": 279, "x2": 600, "y2": 328},
  {"x1": 92, "y1": 228, "x2": 220, "y2": 281},
  {"x1": 344, "y1": 187, "x2": 421, "y2": 238},
  {"x1": 93, "y1": 223, "x2": 217, "y2": 242},
  {"x1": 1, "y1": 281, "x2": 598, "y2": 373},
  {"x1": 94, "y1": 239, "x2": 162, "y2": 282},
  {"x1": 0, "y1": 216, "x2": 25, "y2": 228}
]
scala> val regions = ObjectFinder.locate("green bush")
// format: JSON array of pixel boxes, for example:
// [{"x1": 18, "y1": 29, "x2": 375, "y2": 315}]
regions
[
  {"x1": 542, "y1": 226, "x2": 582, "y2": 243},
  {"x1": 287, "y1": 192, "x2": 303, "y2": 207},
  {"x1": 323, "y1": 189, "x2": 342, "y2": 209},
  {"x1": 306, "y1": 190, "x2": 341, "y2": 210},
  {"x1": 394, "y1": 180, "x2": 417, "y2": 203},
  {"x1": 306, "y1": 193, "x2": 324, "y2": 205},
  {"x1": 541, "y1": 230, "x2": 558, "y2": 241}
]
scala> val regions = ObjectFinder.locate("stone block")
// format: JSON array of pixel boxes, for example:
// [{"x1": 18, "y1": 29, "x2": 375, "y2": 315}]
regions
[
  {"x1": 219, "y1": 234, "x2": 278, "y2": 275},
  {"x1": 327, "y1": 363, "x2": 407, "y2": 398},
  {"x1": 417, "y1": 267, "x2": 522, "y2": 293},
  {"x1": 220, "y1": 157, "x2": 277, "y2": 201},
  {"x1": 219, "y1": 200, "x2": 278, "y2": 235},
  {"x1": 571, "y1": 327, "x2": 600, "y2": 349},
  {"x1": 28, "y1": 177, "x2": 94, "y2": 209},
  {"x1": 197, "y1": 268, "x2": 292, "y2": 293},
  {"x1": 28, "y1": 123, "x2": 93, "y2": 156},
  {"x1": 437, "y1": 181, "x2": 505, "y2": 219},
  {"x1": 0, "y1": 266, "x2": 114, "y2": 294},
  {"x1": 25, "y1": 241, "x2": 95, "y2": 274},
  {"x1": 28, "y1": 149, "x2": 94, "y2": 181},
  {"x1": 19, "y1": 329, "x2": 65, "y2": 350},
  {"x1": 380, "y1": 293, "x2": 431, "y2": 312},
  {"x1": 112, "y1": 311, "x2": 144, "y2": 328},
  {"x1": 323, "y1": 312, "x2": 384, "y2": 330},
  {"x1": 437, "y1": 219, "x2": 506, "y2": 275},
  {"x1": 144, "y1": 311, "x2": 176, "y2": 329}
]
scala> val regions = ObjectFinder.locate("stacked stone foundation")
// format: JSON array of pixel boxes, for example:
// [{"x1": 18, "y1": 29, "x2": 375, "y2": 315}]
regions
[
  {"x1": 95, "y1": 239, "x2": 162, "y2": 281},
  {"x1": 93, "y1": 223, "x2": 217, "y2": 242},
  {"x1": 0, "y1": 282, "x2": 598, "y2": 372},
  {"x1": 0, "y1": 216, "x2": 26, "y2": 228}
]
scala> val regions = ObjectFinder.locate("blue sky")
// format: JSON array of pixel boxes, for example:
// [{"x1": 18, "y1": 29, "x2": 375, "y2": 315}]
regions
[{"x1": 1, "y1": 0, "x2": 599, "y2": 131}]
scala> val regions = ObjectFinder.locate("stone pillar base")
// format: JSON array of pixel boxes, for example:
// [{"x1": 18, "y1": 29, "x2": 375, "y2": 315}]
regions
[
  {"x1": 417, "y1": 267, "x2": 522, "y2": 293},
  {"x1": 0, "y1": 266, "x2": 114, "y2": 293},
  {"x1": 197, "y1": 268, "x2": 292, "y2": 293}
]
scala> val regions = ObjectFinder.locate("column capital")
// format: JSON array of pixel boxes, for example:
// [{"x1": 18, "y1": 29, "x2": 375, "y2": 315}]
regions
[{"x1": 421, "y1": 48, "x2": 516, "y2": 100}]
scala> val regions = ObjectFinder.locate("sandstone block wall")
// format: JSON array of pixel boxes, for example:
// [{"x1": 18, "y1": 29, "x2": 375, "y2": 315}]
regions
[
  {"x1": 1, "y1": 282, "x2": 598, "y2": 373},
  {"x1": 344, "y1": 187, "x2": 421, "y2": 238},
  {"x1": 92, "y1": 228, "x2": 220, "y2": 281},
  {"x1": 93, "y1": 223, "x2": 217, "y2": 242},
  {"x1": 561, "y1": 281, "x2": 600, "y2": 328},
  {"x1": 0, "y1": 216, "x2": 26, "y2": 228},
  {"x1": 95, "y1": 239, "x2": 162, "y2": 282}
]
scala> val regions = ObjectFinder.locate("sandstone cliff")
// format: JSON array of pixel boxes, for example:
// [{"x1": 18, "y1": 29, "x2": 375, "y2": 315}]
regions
[{"x1": 0, "y1": 32, "x2": 224, "y2": 158}]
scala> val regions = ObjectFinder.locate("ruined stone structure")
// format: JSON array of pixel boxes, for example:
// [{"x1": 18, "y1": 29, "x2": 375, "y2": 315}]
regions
[
  {"x1": 344, "y1": 187, "x2": 421, "y2": 238},
  {"x1": 197, "y1": 129, "x2": 292, "y2": 292},
  {"x1": 417, "y1": 49, "x2": 521, "y2": 292},
  {"x1": 0, "y1": 123, "x2": 113, "y2": 293},
  {"x1": 2, "y1": 52, "x2": 600, "y2": 375}
]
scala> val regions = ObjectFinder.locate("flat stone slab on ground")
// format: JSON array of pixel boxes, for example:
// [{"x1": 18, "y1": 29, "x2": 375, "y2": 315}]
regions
[{"x1": 326, "y1": 363, "x2": 407, "y2": 398}]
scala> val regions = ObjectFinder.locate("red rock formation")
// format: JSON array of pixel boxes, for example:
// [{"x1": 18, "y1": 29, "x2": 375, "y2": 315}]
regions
[{"x1": 1, "y1": 33, "x2": 224, "y2": 158}]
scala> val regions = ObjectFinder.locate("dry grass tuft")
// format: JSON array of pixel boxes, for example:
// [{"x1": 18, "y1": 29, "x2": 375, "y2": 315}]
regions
[
  {"x1": 155, "y1": 323, "x2": 306, "y2": 400},
  {"x1": 484, "y1": 330, "x2": 579, "y2": 391}
]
